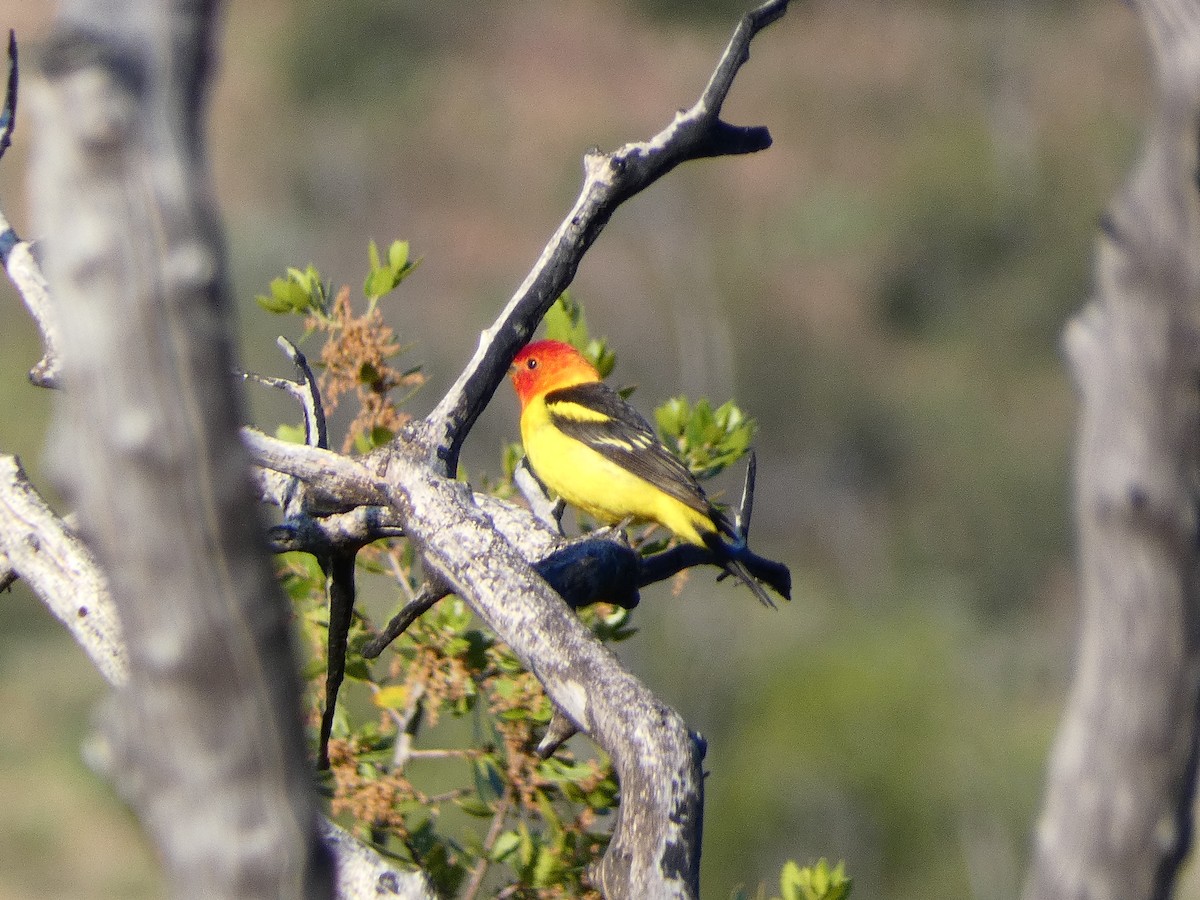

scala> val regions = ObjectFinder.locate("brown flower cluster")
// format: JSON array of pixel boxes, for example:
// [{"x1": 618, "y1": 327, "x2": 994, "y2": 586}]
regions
[
  {"x1": 399, "y1": 640, "x2": 476, "y2": 729},
  {"x1": 309, "y1": 286, "x2": 424, "y2": 453},
  {"x1": 327, "y1": 737, "x2": 415, "y2": 833}
]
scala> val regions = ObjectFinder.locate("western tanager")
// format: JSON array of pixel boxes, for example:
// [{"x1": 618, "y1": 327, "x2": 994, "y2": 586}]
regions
[{"x1": 508, "y1": 339, "x2": 790, "y2": 606}]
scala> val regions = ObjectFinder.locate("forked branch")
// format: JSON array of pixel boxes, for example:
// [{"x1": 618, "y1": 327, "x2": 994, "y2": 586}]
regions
[{"x1": 418, "y1": 0, "x2": 791, "y2": 476}]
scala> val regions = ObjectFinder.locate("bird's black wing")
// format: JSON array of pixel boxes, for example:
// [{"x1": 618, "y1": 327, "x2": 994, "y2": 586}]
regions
[{"x1": 544, "y1": 382, "x2": 712, "y2": 518}]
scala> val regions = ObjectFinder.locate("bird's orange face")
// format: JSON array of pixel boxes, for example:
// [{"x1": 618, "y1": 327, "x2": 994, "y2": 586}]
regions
[{"x1": 509, "y1": 340, "x2": 600, "y2": 408}]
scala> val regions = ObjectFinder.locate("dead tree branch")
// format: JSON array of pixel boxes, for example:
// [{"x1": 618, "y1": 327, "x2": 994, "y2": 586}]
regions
[
  {"x1": 379, "y1": 442, "x2": 708, "y2": 899},
  {"x1": 418, "y1": 0, "x2": 790, "y2": 477},
  {"x1": 0, "y1": 454, "x2": 126, "y2": 684},
  {"x1": 0, "y1": 452, "x2": 437, "y2": 898},
  {"x1": 278, "y1": 4, "x2": 789, "y2": 889},
  {"x1": 1023, "y1": 1, "x2": 1200, "y2": 898},
  {"x1": 0, "y1": 212, "x2": 61, "y2": 388},
  {"x1": 0, "y1": 33, "x2": 60, "y2": 388}
]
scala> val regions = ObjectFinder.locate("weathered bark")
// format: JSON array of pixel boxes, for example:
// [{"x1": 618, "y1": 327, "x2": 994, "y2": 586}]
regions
[
  {"x1": 0, "y1": 454, "x2": 126, "y2": 685},
  {"x1": 0, "y1": 455, "x2": 437, "y2": 899},
  {"x1": 1023, "y1": 2, "x2": 1200, "y2": 898},
  {"x1": 26, "y1": 1, "x2": 333, "y2": 896},
  {"x1": 378, "y1": 442, "x2": 707, "y2": 899}
]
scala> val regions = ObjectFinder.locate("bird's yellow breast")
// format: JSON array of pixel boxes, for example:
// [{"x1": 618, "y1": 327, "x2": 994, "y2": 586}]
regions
[{"x1": 520, "y1": 396, "x2": 715, "y2": 546}]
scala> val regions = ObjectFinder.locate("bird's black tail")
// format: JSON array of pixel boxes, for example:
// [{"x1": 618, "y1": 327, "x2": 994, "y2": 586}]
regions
[{"x1": 704, "y1": 532, "x2": 792, "y2": 608}]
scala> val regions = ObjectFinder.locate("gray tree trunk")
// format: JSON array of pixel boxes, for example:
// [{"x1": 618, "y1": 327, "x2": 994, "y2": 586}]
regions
[
  {"x1": 26, "y1": 1, "x2": 333, "y2": 896},
  {"x1": 1023, "y1": 2, "x2": 1200, "y2": 898}
]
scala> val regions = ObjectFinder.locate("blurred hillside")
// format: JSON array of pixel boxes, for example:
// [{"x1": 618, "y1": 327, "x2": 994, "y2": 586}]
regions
[{"x1": 0, "y1": 1, "x2": 1166, "y2": 898}]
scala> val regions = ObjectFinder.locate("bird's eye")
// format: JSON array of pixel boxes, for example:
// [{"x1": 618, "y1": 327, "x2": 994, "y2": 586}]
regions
[{"x1": 526, "y1": 358, "x2": 538, "y2": 370}]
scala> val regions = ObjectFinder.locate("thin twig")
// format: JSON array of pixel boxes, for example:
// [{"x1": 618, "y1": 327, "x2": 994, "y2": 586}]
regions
[
  {"x1": 0, "y1": 30, "x2": 16, "y2": 160},
  {"x1": 363, "y1": 584, "x2": 447, "y2": 659},
  {"x1": 385, "y1": 544, "x2": 420, "y2": 602},
  {"x1": 460, "y1": 790, "x2": 513, "y2": 900},
  {"x1": 317, "y1": 551, "x2": 358, "y2": 770},
  {"x1": 240, "y1": 338, "x2": 328, "y2": 519},
  {"x1": 390, "y1": 680, "x2": 426, "y2": 771},
  {"x1": 0, "y1": 210, "x2": 62, "y2": 388},
  {"x1": 277, "y1": 336, "x2": 328, "y2": 450},
  {"x1": 514, "y1": 459, "x2": 563, "y2": 532},
  {"x1": 404, "y1": 748, "x2": 481, "y2": 761}
]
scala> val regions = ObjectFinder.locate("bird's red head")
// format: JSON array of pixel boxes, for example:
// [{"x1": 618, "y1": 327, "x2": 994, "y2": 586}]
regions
[{"x1": 509, "y1": 340, "x2": 600, "y2": 409}]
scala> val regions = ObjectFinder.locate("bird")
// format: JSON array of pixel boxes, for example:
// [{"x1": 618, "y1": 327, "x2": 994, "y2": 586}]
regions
[{"x1": 507, "y1": 339, "x2": 790, "y2": 606}]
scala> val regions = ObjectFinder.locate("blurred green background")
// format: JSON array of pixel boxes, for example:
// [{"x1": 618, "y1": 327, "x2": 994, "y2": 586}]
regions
[{"x1": 0, "y1": 1, "x2": 1174, "y2": 897}]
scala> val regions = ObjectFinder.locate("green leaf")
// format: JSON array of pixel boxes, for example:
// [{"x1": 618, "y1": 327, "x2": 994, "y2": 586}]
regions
[
  {"x1": 655, "y1": 396, "x2": 689, "y2": 437},
  {"x1": 373, "y1": 684, "x2": 409, "y2": 710},
  {"x1": 300, "y1": 656, "x2": 326, "y2": 680},
  {"x1": 275, "y1": 423, "x2": 307, "y2": 444},
  {"x1": 490, "y1": 830, "x2": 521, "y2": 862},
  {"x1": 343, "y1": 655, "x2": 372, "y2": 682},
  {"x1": 255, "y1": 265, "x2": 329, "y2": 317},
  {"x1": 543, "y1": 292, "x2": 588, "y2": 348},
  {"x1": 492, "y1": 676, "x2": 521, "y2": 702},
  {"x1": 277, "y1": 278, "x2": 310, "y2": 312},
  {"x1": 388, "y1": 239, "x2": 409, "y2": 271},
  {"x1": 473, "y1": 756, "x2": 505, "y2": 806},
  {"x1": 363, "y1": 268, "x2": 393, "y2": 300},
  {"x1": 654, "y1": 393, "x2": 757, "y2": 480},
  {"x1": 353, "y1": 425, "x2": 395, "y2": 454},
  {"x1": 455, "y1": 794, "x2": 496, "y2": 818},
  {"x1": 516, "y1": 822, "x2": 535, "y2": 870},
  {"x1": 255, "y1": 291, "x2": 293, "y2": 314},
  {"x1": 588, "y1": 338, "x2": 617, "y2": 379},
  {"x1": 464, "y1": 630, "x2": 492, "y2": 671},
  {"x1": 364, "y1": 238, "x2": 420, "y2": 301},
  {"x1": 543, "y1": 293, "x2": 616, "y2": 377},
  {"x1": 779, "y1": 858, "x2": 852, "y2": 900},
  {"x1": 534, "y1": 788, "x2": 563, "y2": 839},
  {"x1": 532, "y1": 843, "x2": 567, "y2": 889}
]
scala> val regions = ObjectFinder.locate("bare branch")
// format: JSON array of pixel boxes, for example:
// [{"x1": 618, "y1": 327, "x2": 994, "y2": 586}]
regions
[
  {"x1": 514, "y1": 458, "x2": 564, "y2": 531},
  {"x1": 319, "y1": 819, "x2": 435, "y2": 900},
  {"x1": 379, "y1": 442, "x2": 706, "y2": 899},
  {"x1": 266, "y1": 505, "x2": 406, "y2": 554},
  {"x1": 362, "y1": 530, "x2": 647, "y2": 659},
  {"x1": 0, "y1": 29, "x2": 15, "y2": 160},
  {"x1": 361, "y1": 582, "x2": 447, "y2": 659},
  {"x1": 243, "y1": 427, "x2": 390, "y2": 509},
  {"x1": 0, "y1": 37, "x2": 60, "y2": 387},
  {"x1": 0, "y1": 457, "x2": 433, "y2": 897},
  {"x1": 536, "y1": 710, "x2": 581, "y2": 759},
  {"x1": 418, "y1": 0, "x2": 791, "y2": 476},
  {"x1": 0, "y1": 454, "x2": 127, "y2": 684},
  {"x1": 279, "y1": 336, "x2": 328, "y2": 449},
  {"x1": 0, "y1": 212, "x2": 62, "y2": 388},
  {"x1": 316, "y1": 551, "x2": 356, "y2": 770},
  {"x1": 242, "y1": 337, "x2": 328, "y2": 451}
]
